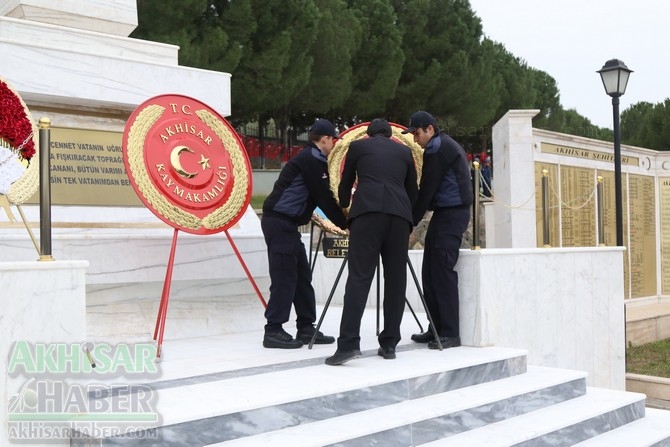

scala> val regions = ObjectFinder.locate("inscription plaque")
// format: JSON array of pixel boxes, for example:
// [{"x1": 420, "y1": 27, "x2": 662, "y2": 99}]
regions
[
  {"x1": 627, "y1": 174, "x2": 656, "y2": 298},
  {"x1": 27, "y1": 127, "x2": 141, "y2": 206},
  {"x1": 660, "y1": 178, "x2": 670, "y2": 295},
  {"x1": 559, "y1": 166, "x2": 596, "y2": 247}
]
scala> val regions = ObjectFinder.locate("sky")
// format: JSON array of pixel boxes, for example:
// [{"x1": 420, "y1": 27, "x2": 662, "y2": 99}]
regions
[{"x1": 468, "y1": 0, "x2": 670, "y2": 129}]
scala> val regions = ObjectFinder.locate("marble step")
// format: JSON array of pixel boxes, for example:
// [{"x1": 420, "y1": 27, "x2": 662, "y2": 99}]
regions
[
  {"x1": 77, "y1": 346, "x2": 528, "y2": 445},
  {"x1": 418, "y1": 386, "x2": 647, "y2": 447},
  {"x1": 153, "y1": 346, "x2": 527, "y2": 427},
  {"x1": 204, "y1": 365, "x2": 587, "y2": 447},
  {"x1": 572, "y1": 407, "x2": 670, "y2": 446}
]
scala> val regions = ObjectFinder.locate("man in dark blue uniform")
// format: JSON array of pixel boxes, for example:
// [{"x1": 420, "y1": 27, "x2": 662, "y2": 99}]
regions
[
  {"x1": 261, "y1": 119, "x2": 347, "y2": 349},
  {"x1": 402, "y1": 111, "x2": 472, "y2": 350},
  {"x1": 325, "y1": 119, "x2": 418, "y2": 365}
]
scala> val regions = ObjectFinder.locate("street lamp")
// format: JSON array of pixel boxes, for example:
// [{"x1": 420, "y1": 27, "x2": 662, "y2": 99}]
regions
[{"x1": 597, "y1": 58, "x2": 632, "y2": 247}]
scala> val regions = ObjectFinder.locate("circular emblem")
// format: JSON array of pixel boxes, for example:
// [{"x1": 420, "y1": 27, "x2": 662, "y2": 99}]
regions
[{"x1": 123, "y1": 94, "x2": 252, "y2": 235}]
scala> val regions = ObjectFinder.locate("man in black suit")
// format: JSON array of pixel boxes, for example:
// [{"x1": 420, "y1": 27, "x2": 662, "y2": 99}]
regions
[{"x1": 325, "y1": 119, "x2": 418, "y2": 366}]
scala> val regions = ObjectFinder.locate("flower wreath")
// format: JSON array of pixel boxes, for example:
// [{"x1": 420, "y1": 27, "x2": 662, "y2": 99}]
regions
[
  {"x1": 0, "y1": 77, "x2": 39, "y2": 204},
  {"x1": 310, "y1": 121, "x2": 423, "y2": 236},
  {"x1": 0, "y1": 79, "x2": 36, "y2": 160}
]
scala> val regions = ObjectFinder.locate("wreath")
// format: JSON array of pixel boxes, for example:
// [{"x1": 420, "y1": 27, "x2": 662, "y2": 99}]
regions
[
  {"x1": 0, "y1": 77, "x2": 39, "y2": 204},
  {"x1": 310, "y1": 121, "x2": 423, "y2": 236},
  {"x1": 328, "y1": 122, "x2": 423, "y2": 205}
]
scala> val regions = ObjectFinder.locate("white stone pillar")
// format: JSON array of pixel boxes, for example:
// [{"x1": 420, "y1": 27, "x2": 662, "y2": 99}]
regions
[
  {"x1": 1, "y1": 261, "x2": 87, "y2": 447},
  {"x1": 491, "y1": 110, "x2": 540, "y2": 248}
]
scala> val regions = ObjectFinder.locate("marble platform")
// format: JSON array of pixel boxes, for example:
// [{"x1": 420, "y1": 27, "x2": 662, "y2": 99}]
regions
[
  {"x1": 0, "y1": 204, "x2": 269, "y2": 342},
  {"x1": 61, "y1": 307, "x2": 670, "y2": 446},
  {"x1": 0, "y1": 205, "x2": 626, "y2": 390},
  {"x1": 0, "y1": 3, "x2": 230, "y2": 117},
  {"x1": 1, "y1": 227, "x2": 667, "y2": 446},
  {"x1": 0, "y1": 260, "x2": 88, "y2": 447},
  {"x1": 311, "y1": 245, "x2": 626, "y2": 390}
]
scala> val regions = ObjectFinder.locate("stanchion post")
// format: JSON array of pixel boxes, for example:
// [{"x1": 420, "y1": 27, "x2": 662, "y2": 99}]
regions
[
  {"x1": 472, "y1": 160, "x2": 481, "y2": 250},
  {"x1": 38, "y1": 117, "x2": 53, "y2": 261},
  {"x1": 597, "y1": 175, "x2": 605, "y2": 246},
  {"x1": 542, "y1": 169, "x2": 551, "y2": 248}
]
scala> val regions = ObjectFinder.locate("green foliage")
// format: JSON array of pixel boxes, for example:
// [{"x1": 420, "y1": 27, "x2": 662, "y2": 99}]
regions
[
  {"x1": 337, "y1": 0, "x2": 404, "y2": 120},
  {"x1": 293, "y1": 0, "x2": 360, "y2": 119},
  {"x1": 553, "y1": 109, "x2": 613, "y2": 142},
  {"x1": 135, "y1": 0, "x2": 668, "y2": 151},
  {"x1": 132, "y1": 0, "x2": 254, "y2": 74},
  {"x1": 387, "y1": 0, "x2": 491, "y2": 127},
  {"x1": 527, "y1": 69, "x2": 561, "y2": 128},
  {"x1": 234, "y1": 0, "x2": 320, "y2": 123},
  {"x1": 621, "y1": 100, "x2": 670, "y2": 151},
  {"x1": 488, "y1": 42, "x2": 535, "y2": 118}
]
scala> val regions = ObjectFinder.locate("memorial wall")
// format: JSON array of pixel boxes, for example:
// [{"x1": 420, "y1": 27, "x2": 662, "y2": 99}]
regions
[
  {"x1": 531, "y1": 140, "x2": 660, "y2": 299},
  {"x1": 660, "y1": 178, "x2": 670, "y2": 295}
]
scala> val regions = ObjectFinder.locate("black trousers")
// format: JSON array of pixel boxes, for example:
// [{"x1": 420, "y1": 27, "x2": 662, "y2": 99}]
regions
[
  {"x1": 422, "y1": 207, "x2": 470, "y2": 338},
  {"x1": 261, "y1": 215, "x2": 316, "y2": 331},
  {"x1": 337, "y1": 213, "x2": 410, "y2": 351}
]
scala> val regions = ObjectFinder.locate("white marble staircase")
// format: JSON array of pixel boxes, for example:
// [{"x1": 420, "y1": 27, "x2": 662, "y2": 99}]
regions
[{"x1": 69, "y1": 309, "x2": 670, "y2": 447}]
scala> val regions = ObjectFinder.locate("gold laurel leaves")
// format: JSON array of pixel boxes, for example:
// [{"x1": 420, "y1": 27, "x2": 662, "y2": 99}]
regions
[
  {"x1": 327, "y1": 124, "x2": 424, "y2": 206},
  {"x1": 126, "y1": 104, "x2": 251, "y2": 233},
  {"x1": 195, "y1": 109, "x2": 250, "y2": 230},
  {"x1": 127, "y1": 104, "x2": 203, "y2": 230}
]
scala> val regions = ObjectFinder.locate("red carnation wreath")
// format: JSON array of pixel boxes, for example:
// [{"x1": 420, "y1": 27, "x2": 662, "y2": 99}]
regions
[
  {"x1": 0, "y1": 77, "x2": 39, "y2": 204},
  {"x1": 0, "y1": 79, "x2": 35, "y2": 160}
]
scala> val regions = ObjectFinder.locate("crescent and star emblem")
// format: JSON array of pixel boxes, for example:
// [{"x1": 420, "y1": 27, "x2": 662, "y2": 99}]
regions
[{"x1": 170, "y1": 145, "x2": 210, "y2": 179}]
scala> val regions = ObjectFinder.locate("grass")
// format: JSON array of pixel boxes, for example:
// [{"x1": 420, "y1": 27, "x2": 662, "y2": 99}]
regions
[
  {"x1": 250, "y1": 195, "x2": 266, "y2": 210},
  {"x1": 626, "y1": 338, "x2": 670, "y2": 377}
]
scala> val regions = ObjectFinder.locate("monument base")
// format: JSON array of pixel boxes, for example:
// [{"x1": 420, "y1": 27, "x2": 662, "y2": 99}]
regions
[
  {"x1": 311, "y1": 246, "x2": 626, "y2": 389},
  {"x1": 1, "y1": 260, "x2": 87, "y2": 447}
]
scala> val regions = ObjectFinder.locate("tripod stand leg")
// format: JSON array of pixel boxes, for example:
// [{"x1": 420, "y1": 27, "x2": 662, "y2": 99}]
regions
[
  {"x1": 407, "y1": 255, "x2": 443, "y2": 351},
  {"x1": 310, "y1": 255, "x2": 348, "y2": 349},
  {"x1": 154, "y1": 228, "x2": 180, "y2": 358},
  {"x1": 404, "y1": 297, "x2": 423, "y2": 332},
  {"x1": 310, "y1": 226, "x2": 324, "y2": 273}
]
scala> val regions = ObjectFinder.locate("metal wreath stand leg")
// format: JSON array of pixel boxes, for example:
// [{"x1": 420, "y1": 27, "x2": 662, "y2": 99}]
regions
[{"x1": 308, "y1": 241, "x2": 443, "y2": 351}]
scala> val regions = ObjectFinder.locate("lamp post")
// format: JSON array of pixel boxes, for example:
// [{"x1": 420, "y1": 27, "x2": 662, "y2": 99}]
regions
[{"x1": 597, "y1": 58, "x2": 632, "y2": 247}]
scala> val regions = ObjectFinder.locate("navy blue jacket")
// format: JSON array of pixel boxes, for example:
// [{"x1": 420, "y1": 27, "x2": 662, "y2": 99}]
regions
[
  {"x1": 413, "y1": 132, "x2": 473, "y2": 225},
  {"x1": 263, "y1": 143, "x2": 346, "y2": 229}
]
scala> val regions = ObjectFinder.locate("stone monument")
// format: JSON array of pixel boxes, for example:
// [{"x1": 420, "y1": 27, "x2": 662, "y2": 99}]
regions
[{"x1": 0, "y1": 0, "x2": 268, "y2": 359}]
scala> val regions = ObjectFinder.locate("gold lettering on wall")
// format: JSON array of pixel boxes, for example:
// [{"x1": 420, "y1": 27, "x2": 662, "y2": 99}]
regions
[
  {"x1": 592, "y1": 170, "x2": 631, "y2": 298},
  {"x1": 559, "y1": 166, "x2": 596, "y2": 247},
  {"x1": 627, "y1": 174, "x2": 657, "y2": 298},
  {"x1": 541, "y1": 143, "x2": 639, "y2": 166},
  {"x1": 27, "y1": 127, "x2": 141, "y2": 206},
  {"x1": 660, "y1": 178, "x2": 670, "y2": 295},
  {"x1": 533, "y1": 163, "x2": 662, "y2": 299},
  {"x1": 598, "y1": 171, "x2": 618, "y2": 247},
  {"x1": 534, "y1": 163, "x2": 560, "y2": 247}
]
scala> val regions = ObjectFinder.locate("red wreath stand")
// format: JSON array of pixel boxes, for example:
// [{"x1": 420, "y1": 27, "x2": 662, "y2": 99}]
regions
[{"x1": 122, "y1": 94, "x2": 266, "y2": 358}]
